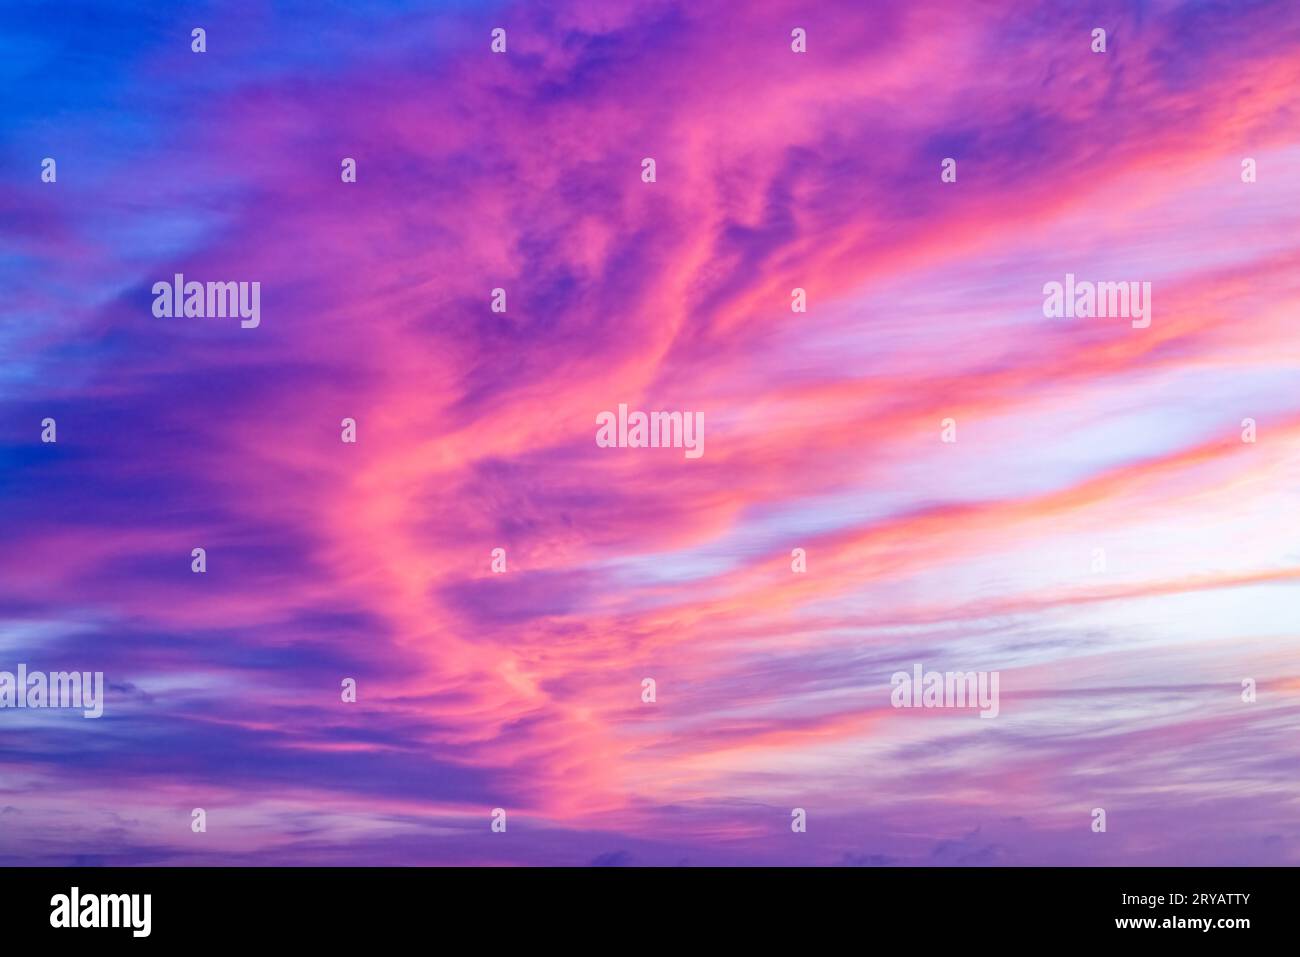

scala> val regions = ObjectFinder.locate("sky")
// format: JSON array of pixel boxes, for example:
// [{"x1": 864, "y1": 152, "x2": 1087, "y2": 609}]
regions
[{"x1": 1, "y1": 0, "x2": 1298, "y2": 866}]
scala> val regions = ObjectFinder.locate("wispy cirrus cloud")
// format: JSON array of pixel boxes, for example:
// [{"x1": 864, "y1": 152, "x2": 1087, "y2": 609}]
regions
[{"x1": 1, "y1": 0, "x2": 1298, "y2": 865}]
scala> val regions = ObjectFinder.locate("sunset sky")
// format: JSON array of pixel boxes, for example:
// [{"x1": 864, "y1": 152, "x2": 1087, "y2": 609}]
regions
[{"x1": 1, "y1": 0, "x2": 1298, "y2": 865}]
